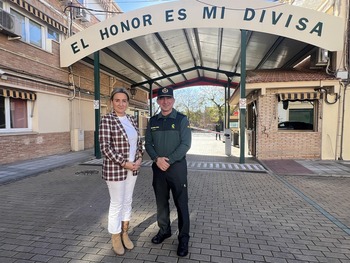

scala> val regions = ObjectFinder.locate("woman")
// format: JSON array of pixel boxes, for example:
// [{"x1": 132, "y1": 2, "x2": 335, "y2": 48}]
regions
[{"x1": 99, "y1": 87, "x2": 143, "y2": 256}]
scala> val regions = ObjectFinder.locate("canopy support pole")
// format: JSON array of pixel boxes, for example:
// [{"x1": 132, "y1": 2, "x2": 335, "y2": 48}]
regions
[
  {"x1": 149, "y1": 82, "x2": 153, "y2": 116},
  {"x1": 240, "y1": 30, "x2": 247, "y2": 164}
]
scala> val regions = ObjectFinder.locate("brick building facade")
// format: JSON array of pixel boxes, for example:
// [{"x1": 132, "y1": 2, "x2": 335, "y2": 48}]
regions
[{"x1": 0, "y1": 0, "x2": 148, "y2": 164}]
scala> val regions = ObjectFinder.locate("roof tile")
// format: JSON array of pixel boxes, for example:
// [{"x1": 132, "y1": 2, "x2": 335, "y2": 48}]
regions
[{"x1": 246, "y1": 69, "x2": 336, "y2": 83}]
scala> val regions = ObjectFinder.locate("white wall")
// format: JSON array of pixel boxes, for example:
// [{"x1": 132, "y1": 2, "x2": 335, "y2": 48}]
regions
[
  {"x1": 34, "y1": 93, "x2": 70, "y2": 133},
  {"x1": 321, "y1": 90, "x2": 342, "y2": 160},
  {"x1": 70, "y1": 97, "x2": 95, "y2": 131}
]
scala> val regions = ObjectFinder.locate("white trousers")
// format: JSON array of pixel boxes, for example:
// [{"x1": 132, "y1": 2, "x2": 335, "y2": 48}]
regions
[{"x1": 106, "y1": 171, "x2": 137, "y2": 234}]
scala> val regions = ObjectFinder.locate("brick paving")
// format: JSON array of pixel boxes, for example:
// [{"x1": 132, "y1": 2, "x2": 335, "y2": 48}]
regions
[
  {"x1": 281, "y1": 175, "x2": 350, "y2": 233},
  {"x1": 0, "y1": 133, "x2": 350, "y2": 262},
  {"x1": 1, "y1": 165, "x2": 350, "y2": 262}
]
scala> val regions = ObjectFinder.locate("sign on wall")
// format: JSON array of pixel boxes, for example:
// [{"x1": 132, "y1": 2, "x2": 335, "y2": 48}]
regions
[{"x1": 60, "y1": 0, "x2": 345, "y2": 67}]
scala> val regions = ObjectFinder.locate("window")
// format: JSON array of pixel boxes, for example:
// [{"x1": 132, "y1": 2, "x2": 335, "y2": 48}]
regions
[
  {"x1": 0, "y1": 92, "x2": 33, "y2": 132},
  {"x1": 246, "y1": 102, "x2": 256, "y2": 130},
  {"x1": 29, "y1": 20, "x2": 42, "y2": 47},
  {"x1": 277, "y1": 100, "x2": 316, "y2": 131},
  {"x1": 12, "y1": 10, "x2": 26, "y2": 39},
  {"x1": 230, "y1": 121, "x2": 239, "y2": 128},
  {"x1": 11, "y1": 9, "x2": 43, "y2": 48},
  {"x1": 0, "y1": 96, "x2": 5, "y2": 129},
  {"x1": 48, "y1": 27, "x2": 60, "y2": 42}
]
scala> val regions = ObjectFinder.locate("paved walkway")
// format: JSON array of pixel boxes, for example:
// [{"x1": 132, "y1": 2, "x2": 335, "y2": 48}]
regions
[
  {"x1": 0, "y1": 150, "x2": 95, "y2": 185},
  {"x1": 1, "y1": 133, "x2": 350, "y2": 262},
  {"x1": 261, "y1": 159, "x2": 350, "y2": 177}
]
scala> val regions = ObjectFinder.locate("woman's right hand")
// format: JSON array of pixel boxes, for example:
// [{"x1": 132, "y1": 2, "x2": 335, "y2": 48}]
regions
[
  {"x1": 123, "y1": 161, "x2": 140, "y2": 171},
  {"x1": 131, "y1": 161, "x2": 141, "y2": 171}
]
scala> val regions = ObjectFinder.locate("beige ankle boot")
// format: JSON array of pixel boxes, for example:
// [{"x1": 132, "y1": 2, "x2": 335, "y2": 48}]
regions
[
  {"x1": 121, "y1": 221, "x2": 134, "y2": 250},
  {"x1": 112, "y1": 233, "x2": 125, "y2": 255}
]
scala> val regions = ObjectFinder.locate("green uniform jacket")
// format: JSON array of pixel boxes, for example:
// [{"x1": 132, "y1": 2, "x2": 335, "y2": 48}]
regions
[{"x1": 145, "y1": 109, "x2": 192, "y2": 164}]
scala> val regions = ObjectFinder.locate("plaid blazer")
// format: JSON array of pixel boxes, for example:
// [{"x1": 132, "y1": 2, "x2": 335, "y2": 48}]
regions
[{"x1": 99, "y1": 112, "x2": 143, "y2": 181}]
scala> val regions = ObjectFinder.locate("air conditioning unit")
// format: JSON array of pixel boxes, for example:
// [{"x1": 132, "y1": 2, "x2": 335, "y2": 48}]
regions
[
  {"x1": 73, "y1": 7, "x2": 90, "y2": 23},
  {"x1": 0, "y1": 9, "x2": 22, "y2": 37},
  {"x1": 59, "y1": 0, "x2": 71, "y2": 6},
  {"x1": 81, "y1": 9, "x2": 91, "y2": 22},
  {"x1": 73, "y1": 7, "x2": 83, "y2": 19},
  {"x1": 310, "y1": 48, "x2": 329, "y2": 68}
]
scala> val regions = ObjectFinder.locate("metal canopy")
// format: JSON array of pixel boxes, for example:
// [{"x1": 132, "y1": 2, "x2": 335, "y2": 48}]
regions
[
  {"x1": 82, "y1": 28, "x2": 315, "y2": 94},
  {"x1": 59, "y1": 0, "x2": 344, "y2": 97}
]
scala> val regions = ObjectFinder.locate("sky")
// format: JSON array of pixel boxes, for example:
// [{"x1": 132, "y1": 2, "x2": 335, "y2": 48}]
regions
[
  {"x1": 115, "y1": 0, "x2": 281, "y2": 12},
  {"x1": 115, "y1": 0, "x2": 284, "y2": 12},
  {"x1": 115, "y1": 0, "x2": 176, "y2": 12}
]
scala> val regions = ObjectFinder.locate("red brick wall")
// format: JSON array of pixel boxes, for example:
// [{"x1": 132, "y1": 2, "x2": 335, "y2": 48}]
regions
[
  {"x1": 0, "y1": 33, "x2": 68, "y2": 83},
  {"x1": 84, "y1": 130, "x2": 95, "y2": 149},
  {"x1": 0, "y1": 132, "x2": 72, "y2": 164},
  {"x1": 256, "y1": 92, "x2": 321, "y2": 160}
]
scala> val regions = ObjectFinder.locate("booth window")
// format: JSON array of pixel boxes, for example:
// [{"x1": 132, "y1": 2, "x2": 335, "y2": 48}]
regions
[
  {"x1": 277, "y1": 93, "x2": 322, "y2": 131},
  {"x1": 0, "y1": 88, "x2": 36, "y2": 132}
]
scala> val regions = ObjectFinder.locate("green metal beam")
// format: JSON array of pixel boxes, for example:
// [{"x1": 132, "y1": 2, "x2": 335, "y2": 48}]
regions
[
  {"x1": 133, "y1": 66, "x2": 240, "y2": 87},
  {"x1": 224, "y1": 85, "x2": 227, "y2": 128},
  {"x1": 227, "y1": 77, "x2": 232, "y2": 129},
  {"x1": 240, "y1": 30, "x2": 247, "y2": 164},
  {"x1": 94, "y1": 51, "x2": 101, "y2": 159}
]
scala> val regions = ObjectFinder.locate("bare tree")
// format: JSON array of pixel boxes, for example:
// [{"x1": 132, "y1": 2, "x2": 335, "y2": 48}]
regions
[
  {"x1": 201, "y1": 86, "x2": 225, "y2": 123},
  {"x1": 174, "y1": 88, "x2": 205, "y2": 125}
]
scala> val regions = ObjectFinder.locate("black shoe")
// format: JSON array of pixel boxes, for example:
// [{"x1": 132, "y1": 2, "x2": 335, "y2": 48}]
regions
[
  {"x1": 177, "y1": 241, "x2": 188, "y2": 257},
  {"x1": 151, "y1": 232, "x2": 171, "y2": 244}
]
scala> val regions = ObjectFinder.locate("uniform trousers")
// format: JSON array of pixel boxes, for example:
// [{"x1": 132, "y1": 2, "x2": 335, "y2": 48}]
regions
[
  {"x1": 106, "y1": 171, "x2": 137, "y2": 234},
  {"x1": 152, "y1": 158, "x2": 190, "y2": 242}
]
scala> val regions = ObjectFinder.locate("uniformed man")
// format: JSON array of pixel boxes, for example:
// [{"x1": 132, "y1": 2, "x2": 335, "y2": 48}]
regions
[{"x1": 145, "y1": 87, "x2": 192, "y2": 257}]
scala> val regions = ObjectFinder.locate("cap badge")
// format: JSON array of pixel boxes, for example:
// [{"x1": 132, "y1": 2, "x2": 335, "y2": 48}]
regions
[{"x1": 162, "y1": 88, "x2": 168, "y2": 94}]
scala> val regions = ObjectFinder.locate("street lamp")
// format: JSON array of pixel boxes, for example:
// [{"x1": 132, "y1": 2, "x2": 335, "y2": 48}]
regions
[{"x1": 130, "y1": 86, "x2": 137, "y2": 99}]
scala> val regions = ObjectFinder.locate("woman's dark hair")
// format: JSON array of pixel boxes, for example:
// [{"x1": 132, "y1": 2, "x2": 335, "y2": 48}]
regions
[{"x1": 110, "y1": 87, "x2": 130, "y2": 101}]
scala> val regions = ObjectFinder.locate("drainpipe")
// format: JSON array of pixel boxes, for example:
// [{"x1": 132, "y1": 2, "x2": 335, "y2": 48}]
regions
[
  {"x1": 339, "y1": 83, "x2": 348, "y2": 160},
  {"x1": 339, "y1": 0, "x2": 350, "y2": 159},
  {"x1": 68, "y1": 66, "x2": 76, "y2": 101}
]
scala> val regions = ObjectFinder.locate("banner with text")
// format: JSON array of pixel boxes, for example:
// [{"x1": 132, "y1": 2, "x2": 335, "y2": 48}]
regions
[{"x1": 60, "y1": 0, "x2": 345, "y2": 67}]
